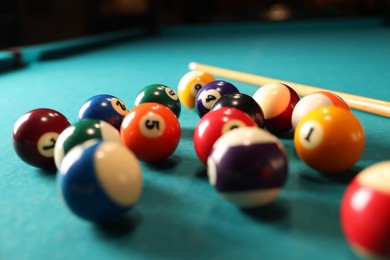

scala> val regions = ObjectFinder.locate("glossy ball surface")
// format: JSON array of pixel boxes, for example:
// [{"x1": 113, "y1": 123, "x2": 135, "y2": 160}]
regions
[
  {"x1": 54, "y1": 119, "x2": 121, "y2": 169},
  {"x1": 294, "y1": 106, "x2": 365, "y2": 173},
  {"x1": 341, "y1": 161, "x2": 390, "y2": 259},
  {"x1": 78, "y1": 94, "x2": 129, "y2": 130},
  {"x1": 211, "y1": 93, "x2": 265, "y2": 128},
  {"x1": 57, "y1": 141, "x2": 142, "y2": 223},
  {"x1": 177, "y1": 70, "x2": 215, "y2": 109},
  {"x1": 134, "y1": 84, "x2": 181, "y2": 118},
  {"x1": 120, "y1": 102, "x2": 181, "y2": 163},
  {"x1": 13, "y1": 108, "x2": 70, "y2": 170},
  {"x1": 208, "y1": 127, "x2": 288, "y2": 208},
  {"x1": 252, "y1": 83, "x2": 300, "y2": 135},
  {"x1": 195, "y1": 80, "x2": 239, "y2": 118},
  {"x1": 291, "y1": 91, "x2": 350, "y2": 129},
  {"x1": 194, "y1": 107, "x2": 257, "y2": 165}
]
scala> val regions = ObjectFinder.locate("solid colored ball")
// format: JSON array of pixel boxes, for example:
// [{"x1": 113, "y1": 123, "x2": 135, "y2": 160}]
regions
[
  {"x1": 78, "y1": 94, "x2": 129, "y2": 131},
  {"x1": 341, "y1": 161, "x2": 390, "y2": 259},
  {"x1": 208, "y1": 127, "x2": 288, "y2": 208},
  {"x1": 211, "y1": 93, "x2": 265, "y2": 128},
  {"x1": 57, "y1": 141, "x2": 142, "y2": 223},
  {"x1": 252, "y1": 83, "x2": 300, "y2": 135},
  {"x1": 13, "y1": 108, "x2": 70, "y2": 170},
  {"x1": 54, "y1": 119, "x2": 121, "y2": 169},
  {"x1": 177, "y1": 70, "x2": 215, "y2": 109},
  {"x1": 294, "y1": 106, "x2": 365, "y2": 173},
  {"x1": 291, "y1": 91, "x2": 350, "y2": 129},
  {"x1": 134, "y1": 84, "x2": 181, "y2": 118},
  {"x1": 195, "y1": 80, "x2": 239, "y2": 118},
  {"x1": 194, "y1": 107, "x2": 257, "y2": 165},
  {"x1": 120, "y1": 102, "x2": 181, "y2": 163}
]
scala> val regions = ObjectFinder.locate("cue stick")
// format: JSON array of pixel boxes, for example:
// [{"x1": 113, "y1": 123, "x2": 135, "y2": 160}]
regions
[{"x1": 189, "y1": 62, "x2": 390, "y2": 118}]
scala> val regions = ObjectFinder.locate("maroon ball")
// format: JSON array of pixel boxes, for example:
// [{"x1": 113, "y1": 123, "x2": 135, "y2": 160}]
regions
[{"x1": 13, "y1": 108, "x2": 70, "y2": 170}]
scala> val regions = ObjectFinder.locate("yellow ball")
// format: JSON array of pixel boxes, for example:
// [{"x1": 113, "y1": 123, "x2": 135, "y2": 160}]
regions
[
  {"x1": 177, "y1": 71, "x2": 215, "y2": 109},
  {"x1": 294, "y1": 106, "x2": 365, "y2": 173}
]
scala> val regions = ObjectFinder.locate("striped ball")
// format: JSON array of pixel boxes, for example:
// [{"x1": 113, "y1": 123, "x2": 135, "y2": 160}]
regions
[
  {"x1": 253, "y1": 83, "x2": 300, "y2": 135},
  {"x1": 57, "y1": 141, "x2": 142, "y2": 223},
  {"x1": 291, "y1": 91, "x2": 350, "y2": 129},
  {"x1": 207, "y1": 127, "x2": 288, "y2": 208}
]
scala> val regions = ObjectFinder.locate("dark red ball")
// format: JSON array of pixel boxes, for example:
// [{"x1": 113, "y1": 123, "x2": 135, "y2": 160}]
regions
[{"x1": 13, "y1": 108, "x2": 70, "y2": 170}]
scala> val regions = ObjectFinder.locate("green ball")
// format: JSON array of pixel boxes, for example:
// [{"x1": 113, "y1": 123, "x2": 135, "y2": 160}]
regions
[
  {"x1": 54, "y1": 119, "x2": 121, "y2": 169},
  {"x1": 134, "y1": 84, "x2": 181, "y2": 118}
]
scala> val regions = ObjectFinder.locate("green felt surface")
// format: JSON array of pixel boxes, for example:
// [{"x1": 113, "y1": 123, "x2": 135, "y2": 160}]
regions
[{"x1": 1, "y1": 17, "x2": 390, "y2": 260}]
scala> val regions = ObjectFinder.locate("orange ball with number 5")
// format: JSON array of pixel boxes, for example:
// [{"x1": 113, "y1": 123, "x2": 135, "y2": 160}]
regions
[
  {"x1": 120, "y1": 102, "x2": 181, "y2": 163},
  {"x1": 294, "y1": 106, "x2": 365, "y2": 173}
]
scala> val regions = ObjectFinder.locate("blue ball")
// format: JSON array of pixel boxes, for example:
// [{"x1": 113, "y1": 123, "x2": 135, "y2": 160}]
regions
[
  {"x1": 195, "y1": 80, "x2": 239, "y2": 118},
  {"x1": 57, "y1": 141, "x2": 142, "y2": 223},
  {"x1": 78, "y1": 94, "x2": 129, "y2": 130}
]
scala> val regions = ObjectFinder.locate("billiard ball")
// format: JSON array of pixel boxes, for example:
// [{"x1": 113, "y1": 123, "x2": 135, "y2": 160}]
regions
[
  {"x1": 341, "y1": 161, "x2": 390, "y2": 259},
  {"x1": 252, "y1": 83, "x2": 300, "y2": 135},
  {"x1": 291, "y1": 91, "x2": 350, "y2": 129},
  {"x1": 57, "y1": 141, "x2": 142, "y2": 223},
  {"x1": 207, "y1": 127, "x2": 288, "y2": 208},
  {"x1": 120, "y1": 102, "x2": 181, "y2": 163},
  {"x1": 195, "y1": 80, "x2": 239, "y2": 118},
  {"x1": 134, "y1": 84, "x2": 181, "y2": 118},
  {"x1": 294, "y1": 106, "x2": 365, "y2": 173},
  {"x1": 177, "y1": 70, "x2": 215, "y2": 109},
  {"x1": 54, "y1": 119, "x2": 121, "y2": 169},
  {"x1": 211, "y1": 93, "x2": 265, "y2": 128},
  {"x1": 194, "y1": 107, "x2": 257, "y2": 165},
  {"x1": 13, "y1": 108, "x2": 70, "y2": 170},
  {"x1": 78, "y1": 94, "x2": 129, "y2": 131}
]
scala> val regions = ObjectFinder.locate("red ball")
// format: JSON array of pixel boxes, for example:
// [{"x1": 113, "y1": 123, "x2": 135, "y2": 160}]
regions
[
  {"x1": 120, "y1": 102, "x2": 181, "y2": 163},
  {"x1": 253, "y1": 83, "x2": 300, "y2": 135},
  {"x1": 341, "y1": 161, "x2": 390, "y2": 259},
  {"x1": 13, "y1": 108, "x2": 71, "y2": 170},
  {"x1": 194, "y1": 107, "x2": 257, "y2": 165}
]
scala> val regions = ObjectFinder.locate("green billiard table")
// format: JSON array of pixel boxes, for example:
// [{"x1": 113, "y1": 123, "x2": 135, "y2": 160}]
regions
[{"x1": 1, "y1": 17, "x2": 389, "y2": 259}]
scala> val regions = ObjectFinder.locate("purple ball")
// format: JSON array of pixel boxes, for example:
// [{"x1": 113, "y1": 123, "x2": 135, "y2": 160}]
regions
[
  {"x1": 207, "y1": 127, "x2": 288, "y2": 208},
  {"x1": 195, "y1": 80, "x2": 239, "y2": 118}
]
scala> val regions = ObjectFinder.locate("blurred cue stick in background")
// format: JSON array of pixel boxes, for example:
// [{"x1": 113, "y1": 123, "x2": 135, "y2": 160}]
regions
[{"x1": 189, "y1": 62, "x2": 390, "y2": 118}]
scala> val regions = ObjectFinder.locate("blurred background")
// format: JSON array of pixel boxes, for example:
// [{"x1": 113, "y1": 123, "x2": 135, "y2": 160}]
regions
[{"x1": 1, "y1": 0, "x2": 389, "y2": 48}]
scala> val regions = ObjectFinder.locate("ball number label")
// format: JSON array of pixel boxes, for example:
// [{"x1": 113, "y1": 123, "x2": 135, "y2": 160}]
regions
[
  {"x1": 139, "y1": 113, "x2": 166, "y2": 138},
  {"x1": 305, "y1": 127, "x2": 315, "y2": 142},
  {"x1": 165, "y1": 87, "x2": 179, "y2": 100},
  {"x1": 298, "y1": 121, "x2": 323, "y2": 149},
  {"x1": 111, "y1": 98, "x2": 128, "y2": 116},
  {"x1": 191, "y1": 82, "x2": 204, "y2": 98},
  {"x1": 222, "y1": 120, "x2": 250, "y2": 135},
  {"x1": 37, "y1": 132, "x2": 59, "y2": 157},
  {"x1": 145, "y1": 120, "x2": 160, "y2": 130},
  {"x1": 200, "y1": 89, "x2": 221, "y2": 110}
]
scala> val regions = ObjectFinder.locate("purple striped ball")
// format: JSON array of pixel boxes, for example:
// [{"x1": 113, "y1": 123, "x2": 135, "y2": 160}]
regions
[{"x1": 207, "y1": 127, "x2": 288, "y2": 208}]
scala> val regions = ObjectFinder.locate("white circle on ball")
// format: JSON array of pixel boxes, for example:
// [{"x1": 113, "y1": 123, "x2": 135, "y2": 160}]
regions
[
  {"x1": 200, "y1": 89, "x2": 221, "y2": 110},
  {"x1": 37, "y1": 132, "x2": 59, "y2": 158},
  {"x1": 111, "y1": 98, "x2": 128, "y2": 116},
  {"x1": 139, "y1": 112, "x2": 166, "y2": 138},
  {"x1": 165, "y1": 87, "x2": 179, "y2": 100},
  {"x1": 221, "y1": 119, "x2": 249, "y2": 135},
  {"x1": 191, "y1": 82, "x2": 205, "y2": 98},
  {"x1": 298, "y1": 120, "x2": 324, "y2": 149}
]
